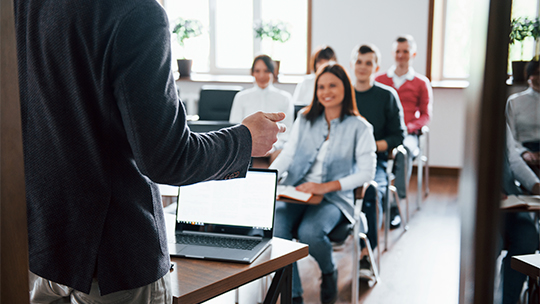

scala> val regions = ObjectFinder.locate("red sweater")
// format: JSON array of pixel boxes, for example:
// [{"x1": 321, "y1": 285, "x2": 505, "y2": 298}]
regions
[{"x1": 375, "y1": 73, "x2": 433, "y2": 134}]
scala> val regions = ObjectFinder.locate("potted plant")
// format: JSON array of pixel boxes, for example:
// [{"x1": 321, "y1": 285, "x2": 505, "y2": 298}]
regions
[
  {"x1": 532, "y1": 17, "x2": 539, "y2": 61},
  {"x1": 172, "y1": 18, "x2": 203, "y2": 78},
  {"x1": 509, "y1": 17, "x2": 534, "y2": 82},
  {"x1": 254, "y1": 20, "x2": 291, "y2": 79}
]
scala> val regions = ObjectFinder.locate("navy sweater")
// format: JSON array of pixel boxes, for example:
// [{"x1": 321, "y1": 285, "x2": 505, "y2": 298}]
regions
[{"x1": 355, "y1": 82, "x2": 407, "y2": 160}]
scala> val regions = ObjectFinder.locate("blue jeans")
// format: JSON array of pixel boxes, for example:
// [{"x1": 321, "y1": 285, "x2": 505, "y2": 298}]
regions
[
  {"x1": 500, "y1": 212, "x2": 538, "y2": 304},
  {"x1": 274, "y1": 200, "x2": 344, "y2": 298},
  {"x1": 361, "y1": 158, "x2": 387, "y2": 249},
  {"x1": 394, "y1": 134, "x2": 419, "y2": 199}
]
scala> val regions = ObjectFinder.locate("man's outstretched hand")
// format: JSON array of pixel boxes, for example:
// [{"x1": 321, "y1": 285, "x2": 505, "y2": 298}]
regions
[{"x1": 242, "y1": 112, "x2": 286, "y2": 157}]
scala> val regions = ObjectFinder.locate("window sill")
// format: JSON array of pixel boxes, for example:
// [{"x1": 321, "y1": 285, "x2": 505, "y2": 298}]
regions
[
  {"x1": 430, "y1": 80, "x2": 469, "y2": 89},
  {"x1": 175, "y1": 72, "x2": 305, "y2": 85},
  {"x1": 175, "y1": 74, "x2": 473, "y2": 89}
]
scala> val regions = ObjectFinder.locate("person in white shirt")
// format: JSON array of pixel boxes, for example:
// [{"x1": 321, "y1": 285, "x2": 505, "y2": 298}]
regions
[
  {"x1": 229, "y1": 55, "x2": 294, "y2": 163},
  {"x1": 292, "y1": 46, "x2": 338, "y2": 106},
  {"x1": 506, "y1": 60, "x2": 540, "y2": 175},
  {"x1": 498, "y1": 124, "x2": 540, "y2": 304}
]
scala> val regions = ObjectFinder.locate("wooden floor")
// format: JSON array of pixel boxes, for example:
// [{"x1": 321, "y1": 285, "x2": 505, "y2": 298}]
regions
[{"x1": 204, "y1": 173, "x2": 461, "y2": 304}]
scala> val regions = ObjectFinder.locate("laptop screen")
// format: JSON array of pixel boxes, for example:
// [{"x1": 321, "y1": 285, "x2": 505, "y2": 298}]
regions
[{"x1": 175, "y1": 168, "x2": 277, "y2": 237}]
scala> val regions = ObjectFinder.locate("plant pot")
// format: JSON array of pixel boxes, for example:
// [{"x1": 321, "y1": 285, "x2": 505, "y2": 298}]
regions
[
  {"x1": 512, "y1": 61, "x2": 528, "y2": 83},
  {"x1": 272, "y1": 60, "x2": 280, "y2": 82},
  {"x1": 177, "y1": 59, "x2": 193, "y2": 78}
]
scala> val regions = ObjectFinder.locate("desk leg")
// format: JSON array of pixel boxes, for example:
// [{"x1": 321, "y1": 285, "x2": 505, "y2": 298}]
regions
[{"x1": 263, "y1": 264, "x2": 293, "y2": 304}]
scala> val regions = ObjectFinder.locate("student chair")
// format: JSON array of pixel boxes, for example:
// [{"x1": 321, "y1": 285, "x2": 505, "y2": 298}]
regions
[
  {"x1": 293, "y1": 105, "x2": 305, "y2": 120},
  {"x1": 385, "y1": 145, "x2": 409, "y2": 251},
  {"x1": 321, "y1": 182, "x2": 380, "y2": 304},
  {"x1": 187, "y1": 120, "x2": 235, "y2": 133},
  {"x1": 197, "y1": 85, "x2": 243, "y2": 121},
  {"x1": 188, "y1": 85, "x2": 242, "y2": 133},
  {"x1": 415, "y1": 126, "x2": 430, "y2": 210}
]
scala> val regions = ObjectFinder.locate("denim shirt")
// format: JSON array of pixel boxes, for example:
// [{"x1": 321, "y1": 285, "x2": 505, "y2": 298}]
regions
[{"x1": 271, "y1": 111, "x2": 376, "y2": 223}]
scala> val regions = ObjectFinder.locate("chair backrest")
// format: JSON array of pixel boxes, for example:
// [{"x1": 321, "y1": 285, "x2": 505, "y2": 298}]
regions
[
  {"x1": 187, "y1": 120, "x2": 235, "y2": 133},
  {"x1": 294, "y1": 105, "x2": 305, "y2": 120},
  {"x1": 198, "y1": 85, "x2": 243, "y2": 121}
]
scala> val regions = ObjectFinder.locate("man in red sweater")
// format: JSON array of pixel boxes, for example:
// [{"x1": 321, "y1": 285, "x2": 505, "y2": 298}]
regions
[{"x1": 376, "y1": 35, "x2": 433, "y2": 228}]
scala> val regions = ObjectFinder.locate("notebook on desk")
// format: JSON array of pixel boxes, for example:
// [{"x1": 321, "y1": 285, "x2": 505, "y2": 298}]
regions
[{"x1": 169, "y1": 168, "x2": 277, "y2": 263}]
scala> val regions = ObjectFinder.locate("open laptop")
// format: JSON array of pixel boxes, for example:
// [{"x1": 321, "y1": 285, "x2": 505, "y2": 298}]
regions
[{"x1": 169, "y1": 168, "x2": 278, "y2": 263}]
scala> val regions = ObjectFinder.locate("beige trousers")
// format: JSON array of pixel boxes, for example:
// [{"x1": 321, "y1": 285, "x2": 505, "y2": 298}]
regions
[{"x1": 28, "y1": 271, "x2": 172, "y2": 304}]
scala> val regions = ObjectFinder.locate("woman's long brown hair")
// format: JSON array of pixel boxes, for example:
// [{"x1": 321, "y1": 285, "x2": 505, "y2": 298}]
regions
[{"x1": 304, "y1": 62, "x2": 360, "y2": 124}]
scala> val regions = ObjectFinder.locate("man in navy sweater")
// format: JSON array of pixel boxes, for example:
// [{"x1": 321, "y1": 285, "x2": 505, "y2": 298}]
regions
[
  {"x1": 351, "y1": 44, "x2": 406, "y2": 275},
  {"x1": 15, "y1": 0, "x2": 284, "y2": 302}
]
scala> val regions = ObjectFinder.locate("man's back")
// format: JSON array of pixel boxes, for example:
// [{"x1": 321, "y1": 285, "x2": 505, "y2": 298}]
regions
[{"x1": 16, "y1": 0, "x2": 252, "y2": 295}]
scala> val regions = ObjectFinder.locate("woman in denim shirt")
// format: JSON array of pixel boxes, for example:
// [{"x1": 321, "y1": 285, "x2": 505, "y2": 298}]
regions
[{"x1": 270, "y1": 63, "x2": 376, "y2": 304}]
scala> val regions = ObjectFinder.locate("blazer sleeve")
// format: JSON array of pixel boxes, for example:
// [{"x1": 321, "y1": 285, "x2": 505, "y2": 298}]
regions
[
  {"x1": 506, "y1": 97, "x2": 528, "y2": 155},
  {"x1": 110, "y1": 4, "x2": 251, "y2": 185},
  {"x1": 507, "y1": 124, "x2": 540, "y2": 191}
]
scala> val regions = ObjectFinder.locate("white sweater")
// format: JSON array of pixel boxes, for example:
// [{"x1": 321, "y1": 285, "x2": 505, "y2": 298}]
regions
[{"x1": 229, "y1": 83, "x2": 294, "y2": 149}]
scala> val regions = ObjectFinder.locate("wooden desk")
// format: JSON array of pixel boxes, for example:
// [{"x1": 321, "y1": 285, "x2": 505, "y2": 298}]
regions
[
  {"x1": 511, "y1": 254, "x2": 540, "y2": 304},
  {"x1": 170, "y1": 237, "x2": 308, "y2": 304}
]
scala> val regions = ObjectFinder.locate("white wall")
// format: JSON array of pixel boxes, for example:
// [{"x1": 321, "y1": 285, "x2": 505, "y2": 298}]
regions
[
  {"x1": 430, "y1": 88, "x2": 466, "y2": 168},
  {"x1": 311, "y1": 0, "x2": 429, "y2": 74}
]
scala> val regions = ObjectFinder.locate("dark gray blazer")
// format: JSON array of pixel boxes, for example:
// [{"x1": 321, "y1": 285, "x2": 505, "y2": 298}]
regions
[{"x1": 15, "y1": 0, "x2": 251, "y2": 295}]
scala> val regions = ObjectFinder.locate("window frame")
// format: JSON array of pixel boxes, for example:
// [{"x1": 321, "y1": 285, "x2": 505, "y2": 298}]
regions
[{"x1": 164, "y1": 0, "x2": 312, "y2": 76}]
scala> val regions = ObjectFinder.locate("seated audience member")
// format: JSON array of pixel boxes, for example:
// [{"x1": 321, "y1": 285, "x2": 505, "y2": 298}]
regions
[
  {"x1": 229, "y1": 54, "x2": 294, "y2": 162},
  {"x1": 351, "y1": 44, "x2": 406, "y2": 266},
  {"x1": 270, "y1": 63, "x2": 376, "y2": 304},
  {"x1": 292, "y1": 46, "x2": 338, "y2": 106},
  {"x1": 499, "y1": 125, "x2": 540, "y2": 304},
  {"x1": 375, "y1": 35, "x2": 433, "y2": 228},
  {"x1": 506, "y1": 59, "x2": 540, "y2": 175}
]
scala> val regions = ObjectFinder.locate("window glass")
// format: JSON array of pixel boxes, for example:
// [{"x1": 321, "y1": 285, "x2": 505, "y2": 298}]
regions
[
  {"x1": 435, "y1": 0, "x2": 537, "y2": 80},
  {"x1": 165, "y1": 0, "x2": 210, "y2": 72},
  {"x1": 215, "y1": 0, "x2": 253, "y2": 70},
  {"x1": 260, "y1": 0, "x2": 308, "y2": 74},
  {"x1": 163, "y1": 0, "x2": 309, "y2": 75},
  {"x1": 508, "y1": 0, "x2": 538, "y2": 72},
  {"x1": 442, "y1": 0, "x2": 474, "y2": 79}
]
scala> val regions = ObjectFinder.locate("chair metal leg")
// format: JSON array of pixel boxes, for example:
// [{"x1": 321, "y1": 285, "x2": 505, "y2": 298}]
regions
[
  {"x1": 352, "y1": 222, "x2": 360, "y2": 304},
  {"x1": 359, "y1": 233, "x2": 379, "y2": 284},
  {"x1": 235, "y1": 288, "x2": 239, "y2": 304},
  {"x1": 417, "y1": 146, "x2": 423, "y2": 211},
  {"x1": 424, "y1": 154, "x2": 430, "y2": 197},
  {"x1": 390, "y1": 185, "x2": 408, "y2": 231},
  {"x1": 384, "y1": 182, "x2": 391, "y2": 252},
  {"x1": 424, "y1": 127, "x2": 430, "y2": 197},
  {"x1": 375, "y1": 197, "x2": 381, "y2": 272},
  {"x1": 399, "y1": 145, "x2": 410, "y2": 221}
]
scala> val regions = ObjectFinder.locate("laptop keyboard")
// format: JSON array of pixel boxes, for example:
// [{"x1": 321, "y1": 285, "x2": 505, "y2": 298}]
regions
[{"x1": 176, "y1": 234, "x2": 261, "y2": 251}]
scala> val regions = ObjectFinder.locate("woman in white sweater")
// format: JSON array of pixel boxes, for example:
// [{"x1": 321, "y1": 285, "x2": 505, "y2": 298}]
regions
[
  {"x1": 229, "y1": 55, "x2": 294, "y2": 162},
  {"x1": 292, "y1": 46, "x2": 338, "y2": 106}
]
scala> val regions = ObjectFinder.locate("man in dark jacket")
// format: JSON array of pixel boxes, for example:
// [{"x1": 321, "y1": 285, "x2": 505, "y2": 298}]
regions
[{"x1": 15, "y1": 0, "x2": 285, "y2": 302}]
